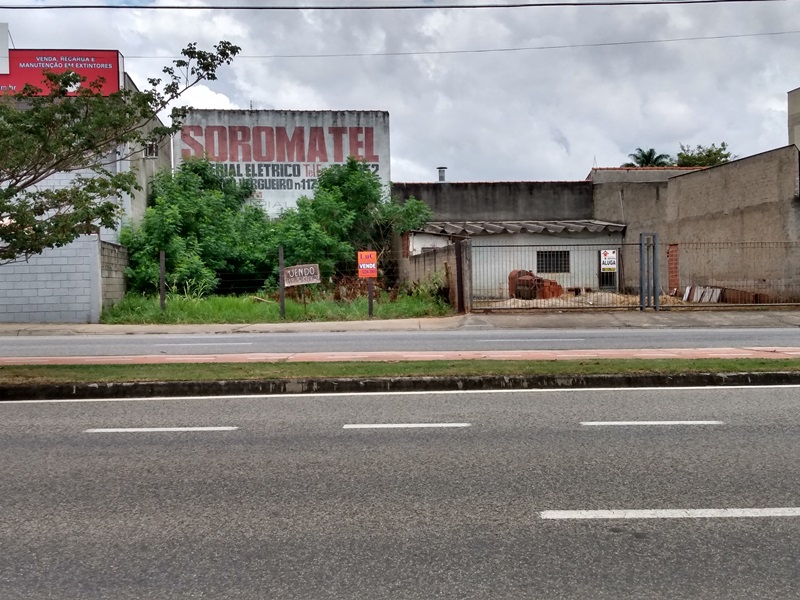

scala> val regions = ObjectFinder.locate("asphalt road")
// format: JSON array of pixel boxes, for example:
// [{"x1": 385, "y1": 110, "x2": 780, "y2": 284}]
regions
[
  {"x1": 3, "y1": 386, "x2": 800, "y2": 599},
  {"x1": 3, "y1": 327, "x2": 800, "y2": 357}
]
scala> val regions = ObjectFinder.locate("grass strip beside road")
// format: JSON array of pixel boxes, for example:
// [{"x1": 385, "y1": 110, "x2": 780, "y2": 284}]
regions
[
  {"x1": 2, "y1": 358, "x2": 800, "y2": 385},
  {"x1": 101, "y1": 294, "x2": 452, "y2": 324}
]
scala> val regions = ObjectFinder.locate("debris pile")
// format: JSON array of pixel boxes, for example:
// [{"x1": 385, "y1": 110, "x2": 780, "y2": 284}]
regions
[{"x1": 508, "y1": 270, "x2": 564, "y2": 300}]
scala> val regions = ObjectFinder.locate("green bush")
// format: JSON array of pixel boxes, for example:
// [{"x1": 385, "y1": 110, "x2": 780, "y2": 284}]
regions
[{"x1": 120, "y1": 159, "x2": 273, "y2": 295}]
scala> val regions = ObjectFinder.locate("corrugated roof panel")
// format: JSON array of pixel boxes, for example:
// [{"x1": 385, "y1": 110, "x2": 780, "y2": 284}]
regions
[
  {"x1": 418, "y1": 220, "x2": 626, "y2": 236},
  {"x1": 463, "y1": 223, "x2": 486, "y2": 235},
  {"x1": 442, "y1": 222, "x2": 466, "y2": 235},
  {"x1": 482, "y1": 223, "x2": 506, "y2": 234},
  {"x1": 519, "y1": 222, "x2": 546, "y2": 233}
]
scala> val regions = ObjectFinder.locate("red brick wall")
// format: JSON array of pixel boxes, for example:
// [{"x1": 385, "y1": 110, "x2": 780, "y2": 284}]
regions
[{"x1": 667, "y1": 244, "x2": 679, "y2": 293}]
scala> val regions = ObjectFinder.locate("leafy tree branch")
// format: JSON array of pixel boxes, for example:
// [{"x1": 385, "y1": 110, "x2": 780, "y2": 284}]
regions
[{"x1": 0, "y1": 41, "x2": 240, "y2": 264}]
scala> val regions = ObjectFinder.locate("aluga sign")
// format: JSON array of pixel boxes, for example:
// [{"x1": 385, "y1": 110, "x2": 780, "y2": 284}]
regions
[{"x1": 601, "y1": 249, "x2": 618, "y2": 273}]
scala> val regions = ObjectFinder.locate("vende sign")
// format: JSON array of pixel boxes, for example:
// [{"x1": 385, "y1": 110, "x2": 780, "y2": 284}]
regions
[
  {"x1": 0, "y1": 49, "x2": 123, "y2": 95},
  {"x1": 358, "y1": 250, "x2": 378, "y2": 279},
  {"x1": 177, "y1": 110, "x2": 391, "y2": 216}
]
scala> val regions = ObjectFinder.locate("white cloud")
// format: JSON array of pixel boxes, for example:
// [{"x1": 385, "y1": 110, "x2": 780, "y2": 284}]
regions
[
  {"x1": 2, "y1": 0, "x2": 799, "y2": 182},
  {"x1": 179, "y1": 85, "x2": 240, "y2": 110}
]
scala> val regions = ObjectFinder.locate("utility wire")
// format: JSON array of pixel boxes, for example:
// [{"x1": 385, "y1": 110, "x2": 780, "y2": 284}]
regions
[
  {"x1": 124, "y1": 29, "x2": 800, "y2": 59},
  {"x1": 0, "y1": 0, "x2": 788, "y2": 9}
]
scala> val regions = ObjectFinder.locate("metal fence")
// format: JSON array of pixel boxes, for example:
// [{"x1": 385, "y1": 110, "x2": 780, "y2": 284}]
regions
[
  {"x1": 470, "y1": 241, "x2": 800, "y2": 310},
  {"x1": 669, "y1": 242, "x2": 800, "y2": 306},
  {"x1": 471, "y1": 242, "x2": 635, "y2": 309}
]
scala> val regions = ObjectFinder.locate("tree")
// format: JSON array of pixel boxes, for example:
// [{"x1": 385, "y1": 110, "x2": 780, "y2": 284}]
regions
[
  {"x1": 622, "y1": 147, "x2": 675, "y2": 167},
  {"x1": 121, "y1": 159, "x2": 272, "y2": 295},
  {"x1": 676, "y1": 142, "x2": 734, "y2": 167},
  {"x1": 122, "y1": 157, "x2": 432, "y2": 295},
  {"x1": 275, "y1": 157, "x2": 432, "y2": 281},
  {"x1": 0, "y1": 41, "x2": 241, "y2": 265}
]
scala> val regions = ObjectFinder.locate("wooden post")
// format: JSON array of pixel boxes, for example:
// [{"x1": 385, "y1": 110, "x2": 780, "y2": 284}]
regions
[
  {"x1": 279, "y1": 245, "x2": 285, "y2": 320},
  {"x1": 455, "y1": 240, "x2": 466, "y2": 314},
  {"x1": 368, "y1": 244, "x2": 374, "y2": 319},
  {"x1": 159, "y1": 250, "x2": 166, "y2": 312}
]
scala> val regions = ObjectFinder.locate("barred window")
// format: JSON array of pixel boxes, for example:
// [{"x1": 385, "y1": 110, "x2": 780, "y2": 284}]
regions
[
  {"x1": 144, "y1": 142, "x2": 159, "y2": 158},
  {"x1": 537, "y1": 250, "x2": 570, "y2": 273}
]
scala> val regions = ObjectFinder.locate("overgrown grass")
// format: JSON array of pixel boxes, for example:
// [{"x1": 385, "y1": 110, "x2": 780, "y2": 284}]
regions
[
  {"x1": 2, "y1": 358, "x2": 799, "y2": 385},
  {"x1": 101, "y1": 292, "x2": 452, "y2": 324}
]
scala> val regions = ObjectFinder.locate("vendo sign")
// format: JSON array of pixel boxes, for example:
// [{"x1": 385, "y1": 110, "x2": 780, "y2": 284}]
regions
[{"x1": 283, "y1": 264, "x2": 321, "y2": 287}]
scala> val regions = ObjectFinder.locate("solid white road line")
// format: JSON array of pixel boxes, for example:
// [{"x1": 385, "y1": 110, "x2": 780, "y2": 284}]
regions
[
  {"x1": 581, "y1": 420, "x2": 723, "y2": 426},
  {"x1": 6, "y1": 384, "x2": 800, "y2": 404},
  {"x1": 154, "y1": 343, "x2": 254, "y2": 347},
  {"x1": 343, "y1": 423, "x2": 471, "y2": 429},
  {"x1": 540, "y1": 508, "x2": 800, "y2": 520},
  {"x1": 482, "y1": 338, "x2": 587, "y2": 342},
  {"x1": 85, "y1": 426, "x2": 239, "y2": 433}
]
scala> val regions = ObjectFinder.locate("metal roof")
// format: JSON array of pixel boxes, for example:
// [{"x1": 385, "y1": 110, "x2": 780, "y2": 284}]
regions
[{"x1": 419, "y1": 220, "x2": 626, "y2": 236}]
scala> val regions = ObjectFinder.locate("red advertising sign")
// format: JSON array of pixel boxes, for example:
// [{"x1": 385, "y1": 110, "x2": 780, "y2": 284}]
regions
[
  {"x1": 0, "y1": 49, "x2": 122, "y2": 95},
  {"x1": 357, "y1": 251, "x2": 378, "y2": 279}
]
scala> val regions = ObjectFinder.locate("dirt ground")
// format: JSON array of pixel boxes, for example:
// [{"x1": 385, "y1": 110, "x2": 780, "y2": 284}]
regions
[{"x1": 475, "y1": 291, "x2": 689, "y2": 309}]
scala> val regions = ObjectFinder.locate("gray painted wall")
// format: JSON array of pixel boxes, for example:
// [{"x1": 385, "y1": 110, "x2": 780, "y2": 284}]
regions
[
  {"x1": 0, "y1": 236, "x2": 101, "y2": 323},
  {"x1": 100, "y1": 241, "x2": 127, "y2": 310},
  {"x1": 587, "y1": 167, "x2": 702, "y2": 183},
  {"x1": 790, "y1": 87, "x2": 800, "y2": 148},
  {"x1": 663, "y1": 145, "x2": 800, "y2": 243},
  {"x1": 592, "y1": 145, "x2": 800, "y2": 293},
  {"x1": 393, "y1": 181, "x2": 593, "y2": 222}
]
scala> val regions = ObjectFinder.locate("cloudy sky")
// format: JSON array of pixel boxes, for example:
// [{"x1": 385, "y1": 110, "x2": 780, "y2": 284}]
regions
[{"x1": 2, "y1": 0, "x2": 799, "y2": 182}]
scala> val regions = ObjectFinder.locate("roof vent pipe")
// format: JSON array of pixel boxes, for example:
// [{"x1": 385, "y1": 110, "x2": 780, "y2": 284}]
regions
[{"x1": 437, "y1": 166, "x2": 447, "y2": 182}]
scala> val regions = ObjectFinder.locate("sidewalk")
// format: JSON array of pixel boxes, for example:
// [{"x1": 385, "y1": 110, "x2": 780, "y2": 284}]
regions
[
  {"x1": 3, "y1": 309, "x2": 800, "y2": 400},
  {"x1": 1, "y1": 309, "x2": 800, "y2": 336}
]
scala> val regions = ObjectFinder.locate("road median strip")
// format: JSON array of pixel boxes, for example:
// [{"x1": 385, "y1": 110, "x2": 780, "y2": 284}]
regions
[{"x1": 3, "y1": 370, "x2": 800, "y2": 401}]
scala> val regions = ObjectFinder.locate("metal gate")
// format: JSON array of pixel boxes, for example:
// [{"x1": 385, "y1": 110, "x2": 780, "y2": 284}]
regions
[
  {"x1": 469, "y1": 239, "x2": 800, "y2": 310},
  {"x1": 470, "y1": 241, "x2": 638, "y2": 309}
]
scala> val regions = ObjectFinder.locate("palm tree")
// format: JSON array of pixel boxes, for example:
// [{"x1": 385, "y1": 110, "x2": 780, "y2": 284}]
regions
[{"x1": 622, "y1": 147, "x2": 675, "y2": 167}]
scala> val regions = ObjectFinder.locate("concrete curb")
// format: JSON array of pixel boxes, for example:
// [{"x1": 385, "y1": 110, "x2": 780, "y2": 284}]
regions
[
  {"x1": 3, "y1": 372, "x2": 800, "y2": 400},
  {"x1": 2, "y1": 310, "x2": 800, "y2": 336}
]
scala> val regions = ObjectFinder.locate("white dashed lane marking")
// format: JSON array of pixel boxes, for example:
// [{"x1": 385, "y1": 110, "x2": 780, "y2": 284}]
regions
[
  {"x1": 85, "y1": 427, "x2": 239, "y2": 433},
  {"x1": 541, "y1": 508, "x2": 800, "y2": 520}
]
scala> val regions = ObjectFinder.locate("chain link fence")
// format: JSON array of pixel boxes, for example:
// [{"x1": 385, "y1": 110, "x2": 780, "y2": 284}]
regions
[
  {"x1": 669, "y1": 242, "x2": 800, "y2": 306},
  {"x1": 469, "y1": 241, "x2": 800, "y2": 310}
]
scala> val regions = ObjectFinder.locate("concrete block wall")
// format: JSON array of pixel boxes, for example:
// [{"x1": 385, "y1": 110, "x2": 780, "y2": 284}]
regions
[
  {"x1": 659, "y1": 146, "x2": 800, "y2": 292},
  {"x1": 664, "y1": 145, "x2": 800, "y2": 242},
  {"x1": 0, "y1": 235, "x2": 101, "y2": 323},
  {"x1": 0, "y1": 159, "x2": 133, "y2": 323},
  {"x1": 393, "y1": 181, "x2": 594, "y2": 222},
  {"x1": 593, "y1": 181, "x2": 669, "y2": 236},
  {"x1": 592, "y1": 146, "x2": 800, "y2": 294},
  {"x1": 100, "y1": 242, "x2": 128, "y2": 309},
  {"x1": 400, "y1": 242, "x2": 469, "y2": 312},
  {"x1": 790, "y1": 87, "x2": 800, "y2": 147}
]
